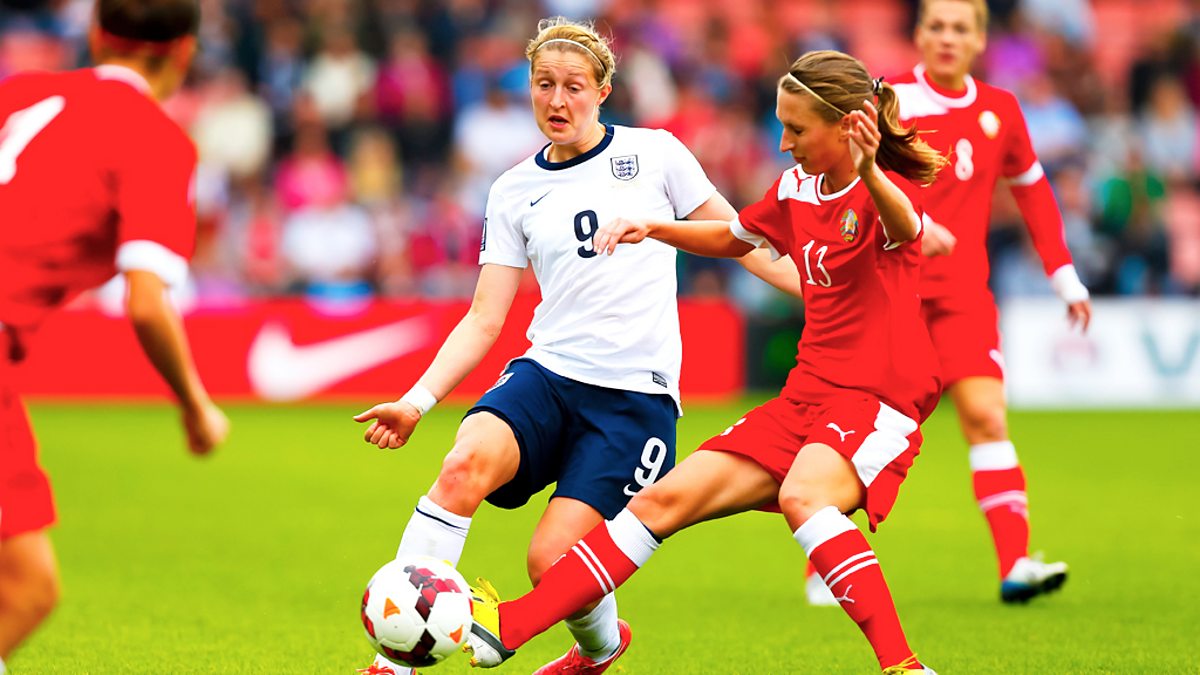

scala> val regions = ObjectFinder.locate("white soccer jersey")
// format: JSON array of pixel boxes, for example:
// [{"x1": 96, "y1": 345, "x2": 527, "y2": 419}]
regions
[{"x1": 480, "y1": 124, "x2": 716, "y2": 409}]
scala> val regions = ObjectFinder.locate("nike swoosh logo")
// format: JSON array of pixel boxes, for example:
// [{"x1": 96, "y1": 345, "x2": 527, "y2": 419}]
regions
[
  {"x1": 530, "y1": 190, "x2": 552, "y2": 207},
  {"x1": 623, "y1": 484, "x2": 638, "y2": 497},
  {"x1": 248, "y1": 317, "x2": 433, "y2": 401}
]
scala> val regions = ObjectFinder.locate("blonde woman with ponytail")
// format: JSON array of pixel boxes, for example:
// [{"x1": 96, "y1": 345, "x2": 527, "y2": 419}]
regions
[
  {"x1": 462, "y1": 50, "x2": 942, "y2": 674},
  {"x1": 355, "y1": 17, "x2": 804, "y2": 675},
  {"x1": 864, "y1": 0, "x2": 1087, "y2": 607}
]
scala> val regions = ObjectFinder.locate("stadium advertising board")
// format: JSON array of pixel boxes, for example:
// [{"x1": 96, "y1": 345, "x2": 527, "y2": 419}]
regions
[
  {"x1": 1002, "y1": 298, "x2": 1200, "y2": 408},
  {"x1": 14, "y1": 297, "x2": 744, "y2": 401}
]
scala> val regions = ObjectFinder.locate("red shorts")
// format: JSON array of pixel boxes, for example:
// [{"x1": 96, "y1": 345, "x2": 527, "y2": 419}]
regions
[
  {"x1": 920, "y1": 293, "x2": 1004, "y2": 387},
  {"x1": 1, "y1": 329, "x2": 56, "y2": 540},
  {"x1": 697, "y1": 392, "x2": 923, "y2": 531}
]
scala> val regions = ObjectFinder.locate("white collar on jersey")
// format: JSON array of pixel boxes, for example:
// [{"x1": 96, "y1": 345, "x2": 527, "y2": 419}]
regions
[
  {"x1": 816, "y1": 173, "x2": 861, "y2": 201},
  {"x1": 914, "y1": 63, "x2": 977, "y2": 109},
  {"x1": 95, "y1": 64, "x2": 153, "y2": 95}
]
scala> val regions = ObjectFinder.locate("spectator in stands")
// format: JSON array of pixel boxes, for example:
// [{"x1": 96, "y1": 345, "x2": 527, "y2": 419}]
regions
[
  {"x1": 374, "y1": 26, "x2": 453, "y2": 173},
  {"x1": 1138, "y1": 76, "x2": 1197, "y2": 180},
  {"x1": 303, "y1": 24, "x2": 375, "y2": 152},
  {"x1": 1095, "y1": 146, "x2": 1170, "y2": 294}
]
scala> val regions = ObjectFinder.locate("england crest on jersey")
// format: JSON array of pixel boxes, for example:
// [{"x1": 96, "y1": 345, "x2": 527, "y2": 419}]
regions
[{"x1": 611, "y1": 155, "x2": 639, "y2": 180}]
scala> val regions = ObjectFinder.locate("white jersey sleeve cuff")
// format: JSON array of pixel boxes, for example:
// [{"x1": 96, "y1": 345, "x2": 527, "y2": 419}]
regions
[
  {"x1": 882, "y1": 211, "x2": 924, "y2": 251},
  {"x1": 1050, "y1": 264, "x2": 1090, "y2": 304},
  {"x1": 1006, "y1": 161, "x2": 1045, "y2": 187},
  {"x1": 116, "y1": 240, "x2": 189, "y2": 287},
  {"x1": 730, "y1": 217, "x2": 781, "y2": 260}
]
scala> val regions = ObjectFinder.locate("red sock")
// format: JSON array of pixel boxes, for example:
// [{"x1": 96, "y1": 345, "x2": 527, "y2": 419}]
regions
[
  {"x1": 499, "y1": 510, "x2": 656, "y2": 650},
  {"x1": 973, "y1": 467, "x2": 1029, "y2": 578},
  {"x1": 797, "y1": 508, "x2": 916, "y2": 670}
]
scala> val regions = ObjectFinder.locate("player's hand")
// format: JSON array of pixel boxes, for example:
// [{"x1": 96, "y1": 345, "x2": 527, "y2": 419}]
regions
[
  {"x1": 594, "y1": 217, "x2": 651, "y2": 256},
  {"x1": 921, "y1": 218, "x2": 957, "y2": 257},
  {"x1": 354, "y1": 401, "x2": 422, "y2": 449},
  {"x1": 1067, "y1": 299, "x2": 1092, "y2": 332},
  {"x1": 181, "y1": 401, "x2": 229, "y2": 456},
  {"x1": 847, "y1": 100, "x2": 881, "y2": 177}
]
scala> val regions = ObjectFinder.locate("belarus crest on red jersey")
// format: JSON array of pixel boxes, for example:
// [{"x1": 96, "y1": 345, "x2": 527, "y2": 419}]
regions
[
  {"x1": 839, "y1": 208, "x2": 859, "y2": 243},
  {"x1": 978, "y1": 110, "x2": 1001, "y2": 139}
]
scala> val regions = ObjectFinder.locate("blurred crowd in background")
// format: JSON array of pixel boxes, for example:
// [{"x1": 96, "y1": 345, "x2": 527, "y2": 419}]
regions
[{"x1": 3, "y1": 0, "x2": 1200, "y2": 314}]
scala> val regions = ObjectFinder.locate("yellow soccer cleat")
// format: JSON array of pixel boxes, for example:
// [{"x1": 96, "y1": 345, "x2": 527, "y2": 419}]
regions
[
  {"x1": 882, "y1": 655, "x2": 937, "y2": 674},
  {"x1": 462, "y1": 577, "x2": 516, "y2": 668}
]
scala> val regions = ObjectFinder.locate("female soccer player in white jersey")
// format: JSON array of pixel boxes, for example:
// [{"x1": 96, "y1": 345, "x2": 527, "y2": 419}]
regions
[
  {"x1": 463, "y1": 50, "x2": 945, "y2": 675},
  {"x1": 804, "y1": 0, "x2": 1088, "y2": 607},
  {"x1": 353, "y1": 17, "x2": 800, "y2": 675}
]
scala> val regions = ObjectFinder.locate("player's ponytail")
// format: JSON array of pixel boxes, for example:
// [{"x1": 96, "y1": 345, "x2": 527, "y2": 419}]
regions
[
  {"x1": 779, "y1": 50, "x2": 947, "y2": 185},
  {"x1": 874, "y1": 81, "x2": 947, "y2": 185}
]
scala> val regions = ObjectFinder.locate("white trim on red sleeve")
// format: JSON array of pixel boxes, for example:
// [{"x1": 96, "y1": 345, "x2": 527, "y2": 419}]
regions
[
  {"x1": 881, "y1": 210, "x2": 924, "y2": 251},
  {"x1": 730, "y1": 217, "x2": 782, "y2": 260},
  {"x1": 1007, "y1": 161, "x2": 1046, "y2": 187},
  {"x1": 116, "y1": 240, "x2": 189, "y2": 287}
]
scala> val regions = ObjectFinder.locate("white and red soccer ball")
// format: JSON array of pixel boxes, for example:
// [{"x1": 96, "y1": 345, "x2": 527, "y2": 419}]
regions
[{"x1": 361, "y1": 555, "x2": 473, "y2": 668}]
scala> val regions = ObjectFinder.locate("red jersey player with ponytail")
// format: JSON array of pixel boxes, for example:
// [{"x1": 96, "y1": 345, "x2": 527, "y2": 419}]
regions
[
  {"x1": 805, "y1": 0, "x2": 1090, "y2": 607},
  {"x1": 459, "y1": 50, "x2": 945, "y2": 675}
]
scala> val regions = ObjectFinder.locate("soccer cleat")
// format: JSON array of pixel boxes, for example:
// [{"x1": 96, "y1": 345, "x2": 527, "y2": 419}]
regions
[
  {"x1": 805, "y1": 571, "x2": 839, "y2": 607},
  {"x1": 1001, "y1": 555, "x2": 1068, "y2": 604},
  {"x1": 882, "y1": 655, "x2": 937, "y2": 674},
  {"x1": 531, "y1": 619, "x2": 632, "y2": 674},
  {"x1": 463, "y1": 577, "x2": 516, "y2": 668},
  {"x1": 356, "y1": 654, "x2": 410, "y2": 674}
]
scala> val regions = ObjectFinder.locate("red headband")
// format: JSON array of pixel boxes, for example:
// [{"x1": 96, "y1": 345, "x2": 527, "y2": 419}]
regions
[{"x1": 96, "y1": 29, "x2": 182, "y2": 56}]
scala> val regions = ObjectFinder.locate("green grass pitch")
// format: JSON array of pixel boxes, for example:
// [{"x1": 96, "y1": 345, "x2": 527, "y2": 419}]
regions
[{"x1": 12, "y1": 400, "x2": 1200, "y2": 673}]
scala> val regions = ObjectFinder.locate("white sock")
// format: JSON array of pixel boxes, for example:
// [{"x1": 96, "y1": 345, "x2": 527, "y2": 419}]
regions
[
  {"x1": 968, "y1": 441, "x2": 1019, "y2": 471},
  {"x1": 606, "y1": 508, "x2": 660, "y2": 566},
  {"x1": 396, "y1": 495, "x2": 471, "y2": 565},
  {"x1": 565, "y1": 593, "x2": 621, "y2": 661},
  {"x1": 793, "y1": 505, "x2": 857, "y2": 555},
  {"x1": 1, "y1": 655, "x2": 6, "y2": 674}
]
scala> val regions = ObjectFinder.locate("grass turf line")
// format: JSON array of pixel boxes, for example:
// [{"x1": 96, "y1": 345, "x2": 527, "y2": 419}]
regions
[{"x1": 13, "y1": 401, "x2": 1200, "y2": 673}]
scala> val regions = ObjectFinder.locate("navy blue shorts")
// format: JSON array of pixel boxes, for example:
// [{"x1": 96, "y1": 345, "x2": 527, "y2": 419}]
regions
[{"x1": 468, "y1": 358, "x2": 677, "y2": 520}]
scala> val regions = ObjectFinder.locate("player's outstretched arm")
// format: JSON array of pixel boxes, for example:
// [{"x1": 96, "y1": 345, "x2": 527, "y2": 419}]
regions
[
  {"x1": 594, "y1": 216, "x2": 754, "y2": 259},
  {"x1": 684, "y1": 192, "x2": 804, "y2": 297},
  {"x1": 124, "y1": 270, "x2": 229, "y2": 456},
  {"x1": 736, "y1": 249, "x2": 804, "y2": 297},
  {"x1": 353, "y1": 263, "x2": 523, "y2": 449},
  {"x1": 1008, "y1": 179, "x2": 1093, "y2": 332}
]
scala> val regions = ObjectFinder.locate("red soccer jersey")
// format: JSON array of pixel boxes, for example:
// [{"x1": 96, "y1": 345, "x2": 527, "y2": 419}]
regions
[
  {"x1": 891, "y1": 64, "x2": 1074, "y2": 300},
  {"x1": 734, "y1": 166, "x2": 942, "y2": 421},
  {"x1": 0, "y1": 66, "x2": 196, "y2": 330}
]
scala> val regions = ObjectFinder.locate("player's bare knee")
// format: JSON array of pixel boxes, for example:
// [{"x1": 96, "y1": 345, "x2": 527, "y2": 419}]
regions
[
  {"x1": 778, "y1": 485, "x2": 829, "y2": 529},
  {"x1": 5, "y1": 567, "x2": 60, "y2": 621},
  {"x1": 525, "y1": 543, "x2": 558, "y2": 586},
  {"x1": 431, "y1": 446, "x2": 493, "y2": 509},
  {"x1": 960, "y1": 402, "x2": 1008, "y2": 442},
  {"x1": 32, "y1": 571, "x2": 60, "y2": 619},
  {"x1": 627, "y1": 485, "x2": 688, "y2": 538}
]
